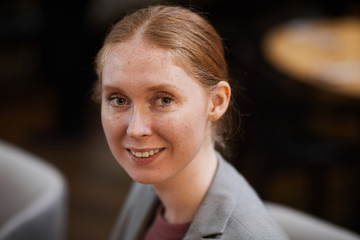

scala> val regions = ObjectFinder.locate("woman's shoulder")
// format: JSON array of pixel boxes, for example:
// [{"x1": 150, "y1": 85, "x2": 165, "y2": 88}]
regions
[
  {"x1": 225, "y1": 201, "x2": 289, "y2": 240},
  {"x1": 201, "y1": 154, "x2": 289, "y2": 239},
  {"x1": 223, "y1": 213, "x2": 289, "y2": 239}
]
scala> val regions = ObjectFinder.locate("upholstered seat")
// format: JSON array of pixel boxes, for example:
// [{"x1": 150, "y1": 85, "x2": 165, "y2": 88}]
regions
[
  {"x1": 0, "y1": 140, "x2": 67, "y2": 240},
  {"x1": 266, "y1": 202, "x2": 360, "y2": 240}
]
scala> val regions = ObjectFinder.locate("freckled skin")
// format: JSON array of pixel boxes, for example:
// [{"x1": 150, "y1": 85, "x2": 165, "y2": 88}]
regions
[{"x1": 101, "y1": 37, "x2": 215, "y2": 185}]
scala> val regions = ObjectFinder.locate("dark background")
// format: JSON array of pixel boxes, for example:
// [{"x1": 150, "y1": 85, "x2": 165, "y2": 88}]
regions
[{"x1": 1, "y1": 0, "x2": 360, "y2": 239}]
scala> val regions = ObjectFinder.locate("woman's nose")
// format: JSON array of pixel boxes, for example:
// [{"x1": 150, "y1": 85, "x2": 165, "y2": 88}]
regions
[{"x1": 126, "y1": 108, "x2": 152, "y2": 138}]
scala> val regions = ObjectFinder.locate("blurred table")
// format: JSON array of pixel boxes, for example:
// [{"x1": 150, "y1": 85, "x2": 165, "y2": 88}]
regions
[
  {"x1": 261, "y1": 17, "x2": 360, "y2": 229},
  {"x1": 262, "y1": 16, "x2": 360, "y2": 99}
]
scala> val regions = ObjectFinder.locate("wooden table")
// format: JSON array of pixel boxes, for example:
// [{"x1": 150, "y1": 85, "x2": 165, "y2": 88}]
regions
[{"x1": 262, "y1": 16, "x2": 360, "y2": 99}]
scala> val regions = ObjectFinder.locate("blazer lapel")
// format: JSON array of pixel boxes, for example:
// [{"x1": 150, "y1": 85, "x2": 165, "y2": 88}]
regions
[
  {"x1": 184, "y1": 153, "x2": 240, "y2": 239},
  {"x1": 110, "y1": 183, "x2": 158, "y2": 240}
]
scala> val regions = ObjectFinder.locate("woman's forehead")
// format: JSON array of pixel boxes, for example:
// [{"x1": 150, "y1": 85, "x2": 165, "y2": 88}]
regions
[
  {"x1": 102, "y1": 43, "x2": 203, "y2": 90},
  {"x1": 103, "y1": 41, "x2": 170, "y2": 72}
]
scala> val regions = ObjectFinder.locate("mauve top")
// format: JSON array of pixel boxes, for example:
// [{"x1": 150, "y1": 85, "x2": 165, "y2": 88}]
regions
[{"x1": 143, "y1": 204, "x2": 192, "y2": 240}]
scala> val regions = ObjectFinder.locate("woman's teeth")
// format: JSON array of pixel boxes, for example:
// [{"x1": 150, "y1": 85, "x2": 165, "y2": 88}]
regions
[{"x1": 131, "y1": 149, "x2": 160, "y2": 158}]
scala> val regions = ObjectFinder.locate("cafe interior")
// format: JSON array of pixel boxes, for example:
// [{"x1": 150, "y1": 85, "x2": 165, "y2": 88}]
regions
[{"x1": 1, "y1": 0, "x2": 360, "y2": 239}]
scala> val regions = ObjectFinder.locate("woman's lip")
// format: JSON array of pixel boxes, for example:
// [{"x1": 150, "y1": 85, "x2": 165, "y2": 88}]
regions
[
  {"x1": 126, "y1": 148, "x2": 164, "y2": 165},
  {"x1": 126, "y1": 147, "x2": 164, "y2": 152},
  {"x1": 130, "y1": 148, "x2": 160, "y2": 158}
]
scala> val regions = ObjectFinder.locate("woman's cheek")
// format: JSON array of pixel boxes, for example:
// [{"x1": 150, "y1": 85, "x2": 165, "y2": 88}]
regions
[
  {"x1": 102, "y1": 112, "x2": 122, "y2": 141},
  {"x1": 162, "y1": 115, "x2": 197, "y2": 143},
  {"x1": 151, "y1": 114, "x2": 180, "y2": 139}
]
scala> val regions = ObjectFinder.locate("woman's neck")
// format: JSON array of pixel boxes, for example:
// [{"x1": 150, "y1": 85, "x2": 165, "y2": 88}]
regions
[{"x1": 152, "y1": 147, "x2": 218, "y2": 224}]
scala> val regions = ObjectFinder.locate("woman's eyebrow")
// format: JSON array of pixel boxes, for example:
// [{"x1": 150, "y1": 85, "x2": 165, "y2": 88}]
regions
[
  {"x1": 147, "y1": 84, "x2": 180, "y2": 92},
  {"x1": 103, "y1": 83, "x2": 181, "y2": 95},
  {"x1": 103, "y1": 85, "x2": 124, "y2": 93}
]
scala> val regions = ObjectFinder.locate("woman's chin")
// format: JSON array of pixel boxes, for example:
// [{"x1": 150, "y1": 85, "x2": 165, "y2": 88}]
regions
[{"x1": 127, "y1": 171, "x2": 165, "y2": 185}]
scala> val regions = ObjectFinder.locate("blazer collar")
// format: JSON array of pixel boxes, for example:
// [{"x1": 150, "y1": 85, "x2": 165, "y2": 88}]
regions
[
  {"x1": 184, "y1": 153, "x2": 242, "y2": 239},
  {"x1": 133, "y1": 184, "x2": 158, "y2": 240}
]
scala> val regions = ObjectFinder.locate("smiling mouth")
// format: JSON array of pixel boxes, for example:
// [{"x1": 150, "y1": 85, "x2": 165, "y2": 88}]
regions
[{"x1": 129, "y1": 148, "x2": 164, "y2": 158}]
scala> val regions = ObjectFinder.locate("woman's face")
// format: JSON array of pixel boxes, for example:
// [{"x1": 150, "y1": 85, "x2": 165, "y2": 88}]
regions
[{"x1": 101, "y1": 38, "x2": 214, "y2": 184}]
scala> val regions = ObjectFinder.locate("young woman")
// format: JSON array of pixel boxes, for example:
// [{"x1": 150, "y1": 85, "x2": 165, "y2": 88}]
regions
[{"x1": 94, "y1": 5, "x2": 288, "y2": 240}]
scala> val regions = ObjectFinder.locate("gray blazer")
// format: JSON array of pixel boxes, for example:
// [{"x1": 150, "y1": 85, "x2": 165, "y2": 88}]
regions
[{"x1": 110, "y1": 154, "x2": 289, "y2": 240}]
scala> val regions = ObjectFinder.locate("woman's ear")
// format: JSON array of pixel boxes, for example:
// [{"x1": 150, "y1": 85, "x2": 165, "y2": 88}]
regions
[{"x1": 208, "y1": 81, "x2": 231, "y2": 121}]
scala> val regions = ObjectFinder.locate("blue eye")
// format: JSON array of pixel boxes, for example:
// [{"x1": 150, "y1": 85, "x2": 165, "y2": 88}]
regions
[
  {"x1": 161, "y1": 97, "x2": 172, "y2": 105},
  {"x1": 107, "y1": 95, "x2": 128, "y2": 108},
  {"x1": 153, "y1": 92, "x2": 174, "y2": 107},
  {"x1": 116, "y1": 97, "x2": 127, "y2": 105}
]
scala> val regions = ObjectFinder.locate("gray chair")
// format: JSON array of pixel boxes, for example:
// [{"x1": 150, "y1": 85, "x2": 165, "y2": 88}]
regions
[
  {"x1": 0, "y1": 140, "x2": 68, "y2": 240},
  {"x1": 266, "y1": 202, "x2": 360, "y2": 240}
]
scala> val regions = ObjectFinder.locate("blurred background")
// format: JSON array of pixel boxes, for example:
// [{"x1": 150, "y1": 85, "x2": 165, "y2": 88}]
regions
[{"x1": 1, "y1": 0, "x2": 359, "y2": 239}]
